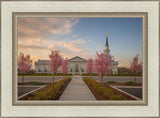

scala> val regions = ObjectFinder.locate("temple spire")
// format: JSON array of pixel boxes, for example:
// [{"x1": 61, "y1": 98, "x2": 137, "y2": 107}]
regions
[{"x1": 105, "y1": 32, "x2": 108, "y2": 46}]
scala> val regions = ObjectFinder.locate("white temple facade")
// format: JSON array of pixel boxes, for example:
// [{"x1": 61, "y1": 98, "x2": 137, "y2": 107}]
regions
[
  {"x1": 35, "y1": 32, "x2": 118, "y2": 75},
  {"x1": 35, "y1": 56, "x2": 87, "y2": 75}
]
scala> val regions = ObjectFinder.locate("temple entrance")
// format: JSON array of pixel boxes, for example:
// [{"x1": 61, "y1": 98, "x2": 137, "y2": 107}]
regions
[
  {"x1": 75, "y1": 64, "x2": 79, "y2": 72},
  {"x1": 72, "y1": 64, "x2": 82, "y2": 75}
]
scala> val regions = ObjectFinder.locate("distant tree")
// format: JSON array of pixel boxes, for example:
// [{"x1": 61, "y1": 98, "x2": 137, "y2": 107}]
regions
[
  {"x1": 18, "y1": 52, "x2": 32, "y2": 83},
  {"x1": 130, "y1": 55, "x2": 142, "y2": 82},
  {"x1": 61, "y1": 58, "x2": 68, "y2": 78},
  {"x1": 49, "y1": 50, "x2": 62, "y2": 84},
  {"x1": 86, "y1": 58, "x2": 94, "y2": 77},
  {"x1": 95, "y1": 53, "x2": 112, "y2": 83}
]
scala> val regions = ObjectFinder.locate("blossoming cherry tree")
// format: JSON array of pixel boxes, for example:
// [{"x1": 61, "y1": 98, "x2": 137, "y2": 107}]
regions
[
  {"x1": 86, "y1": 58, "x2": 94, "y2": 77},
  {"x1": 131, "y1": 55, "x2": 142, "y2": 82},
  {"x1": 49, "y1": 50, "x2": 62, "y2": 84},
  {"x1": 95, "y1": 53, "x2": 112, "y2": 83},
  {"x1": 18, "y1": 52, "x2": 32, "y2": 83},
  {"x1": 61, "y1": 58, "x2": 68, "y2": 78}
]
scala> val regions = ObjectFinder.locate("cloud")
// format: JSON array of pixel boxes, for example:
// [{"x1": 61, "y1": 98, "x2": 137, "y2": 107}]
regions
[
  {"x1": 18, "y1": 17, "x2": 81, "y2": 53},
  {"x1": 56, "y1": 38, "x2": 88, "y2": 52},
  {"x1": 72, "y1": 34, "x2": 77, "y2": 38},
  {"x1": 18, "y1": 17, "x2": 94, "y2": 67},
  {"x1": 18, "y1": 37, "x2": 93, "y2": 62},
  {"x1": 18, "y1": 18, "x2": 79, "y2": 41}
]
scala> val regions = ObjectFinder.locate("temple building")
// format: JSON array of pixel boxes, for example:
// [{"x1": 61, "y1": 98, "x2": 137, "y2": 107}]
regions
[{"x1": 35, "y1": 32, "x2": 118, "y2": 75}]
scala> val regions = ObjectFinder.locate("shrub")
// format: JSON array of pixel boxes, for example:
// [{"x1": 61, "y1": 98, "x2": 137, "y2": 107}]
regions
[
  {"x1": 34, "y1": 91, "x2": 48, "y2": 100},
  {"x1": 83, "y1": 77, "x2": 127, "y2": 100},
  {"x1": 97, "y1": 86, "x2": 106, "y2": 94},
  {"x1": 26, "y1": 77, "x2": 71, "y2": 100},
  {"x1": 103, "y1": 88, "x2": 115, "y2": 98},
  {"x1": 107, "y1": 81, "x2": 116, "y2": 84},
  {"x1": 110, "y1": 95, "x2": 127, "y2": 100},
  {"x1": 125, "y1": 81, "x2": 135, "y2": 86},
  {"x1": 82, "y1": 73, "x2": 98, "y2": 76},
  {"x1": 93, "y1": 82, "x2": 101, "y2": 90}
]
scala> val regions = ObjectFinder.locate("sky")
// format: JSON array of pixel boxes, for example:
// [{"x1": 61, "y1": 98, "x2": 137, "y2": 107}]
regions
[{"x1": 18, "y1": 17, "x2": 142, "y2": 68}]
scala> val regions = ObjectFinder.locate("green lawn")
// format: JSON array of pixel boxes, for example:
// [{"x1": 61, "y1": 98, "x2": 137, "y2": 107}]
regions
[{"x1": 18, "y1": 81, "x2": 47, "y2": 85}]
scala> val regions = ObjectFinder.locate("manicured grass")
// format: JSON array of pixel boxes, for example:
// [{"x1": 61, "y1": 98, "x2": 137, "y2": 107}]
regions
[
  {"x1": 28, "y1": 81, "x2": 46, "y2": 85},
  {"x1": 83, "y1": 77, "x2": 133, "y2": 100},
  {"x1": 18, "y1": 83, "x2": 25, "y2": 85},
  {"x1": 18, "y1": 81, "x2": 47, "y2": 85},
  {"x1": 107, "y1": 81, "x2": 116, "y2": 84},
  {"x1": 18, "y1": 73, "x2": 72, "y2": 76},
  {"x1": 106, "y1": 81, "x2": 142, "y2": 86},
  {"x1": 18, "y1": 73, "x2": 142, "y2": 76},
  {"x1": 125, "y1": 81, "x2": 135, "y2": 86},
  {"x1": 82, "y1": 73, "x2": 142, "y2": 76},
  {"x1": 20, "y1": 77, "x2": 71, "y2": 100}
]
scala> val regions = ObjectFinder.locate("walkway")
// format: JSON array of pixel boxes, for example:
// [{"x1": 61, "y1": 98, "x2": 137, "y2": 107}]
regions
[{"x1": 60, "y1": 76, "x2": 96, "y2": 101}]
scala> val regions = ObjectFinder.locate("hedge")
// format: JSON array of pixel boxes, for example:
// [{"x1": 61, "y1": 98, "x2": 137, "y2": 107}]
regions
[
  {"x1": 18, "y1": 73, "x2": 73, "y2": 76},
  {"x1": 83, "y1": 77, "x2": 127, "y2": 100}
]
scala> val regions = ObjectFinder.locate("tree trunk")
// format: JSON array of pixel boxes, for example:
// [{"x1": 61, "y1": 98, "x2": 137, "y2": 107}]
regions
[
  {"x1": 101, "y1": 76, "x2": 103, "y2": 84},
  {"x1": 52, "y1": 76, "x2": 54, "y2": 85},
  {"x1": 22, "y1": 74, "x2": 24, "y2": 83},
  {"x1": 134, "y1": 73, "x2": 136, "y2": 83}
]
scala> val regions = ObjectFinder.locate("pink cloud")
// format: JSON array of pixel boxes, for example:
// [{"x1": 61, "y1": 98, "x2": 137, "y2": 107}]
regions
[{"x1": 18, "y1": 18, "x2": 79, "y2": 40}]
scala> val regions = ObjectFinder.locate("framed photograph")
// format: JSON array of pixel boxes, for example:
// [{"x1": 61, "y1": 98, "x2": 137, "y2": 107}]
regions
[{"x1": 1, "y1": 0, "x2": 159, "y2": 118}]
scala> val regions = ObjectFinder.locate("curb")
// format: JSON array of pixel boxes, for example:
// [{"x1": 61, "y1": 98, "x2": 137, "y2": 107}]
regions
[
  {"x1": 18, "y1": 85, "x2": 47, "y2": 100},
  {"x1": 111, "y1": 86, "x2": 141, "y2": 100}
]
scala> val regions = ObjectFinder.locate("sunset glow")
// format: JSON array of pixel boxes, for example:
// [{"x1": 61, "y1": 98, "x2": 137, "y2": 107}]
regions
[{"x1": 18, "y1": 17, "x2": 142, "y2": 68}]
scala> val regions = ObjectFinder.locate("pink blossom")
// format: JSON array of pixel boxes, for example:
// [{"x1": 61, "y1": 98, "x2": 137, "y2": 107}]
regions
[
  {"x1": 95, "y1": 53, "x2": 112, "y2": 76},
  {"x1": 49, "y1": 50, "x2": 62, "y2": 75},
  {"x1": 131, "y1": 55, "x2": 142, "y2": 74},
  {"x1": 94, "y1": 53, "x2": 112, "y2": 83},
  {"x1": 130, "y1": 55, "x2": 142, "y2": 82},
  {"x1": 86, "y1": 58, "x2": 94, "y2": 76},
  {"x1": 61, "y1": 58, "x2": 68, "y2": 76},
  {"x1": 18, "y1": 52, "x2": 32, "y2": 74}
]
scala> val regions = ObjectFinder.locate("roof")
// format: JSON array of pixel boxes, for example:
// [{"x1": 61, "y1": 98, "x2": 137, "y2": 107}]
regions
[
  {"x1": 68, "y1": 56, "x2": 87, "y2": 62},
  {"x1": 35, "y1": 60, "x2": 51, "y2": 65}
]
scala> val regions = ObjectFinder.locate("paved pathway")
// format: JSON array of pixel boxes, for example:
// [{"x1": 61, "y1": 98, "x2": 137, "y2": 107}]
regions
[{"x1": 60, "y1": 76, "x2": 96, "y2": 101}]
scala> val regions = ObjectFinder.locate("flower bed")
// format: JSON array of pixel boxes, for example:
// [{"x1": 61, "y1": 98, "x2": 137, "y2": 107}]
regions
[
  {"x1": 20, "y1": 77, "x2": 71, "y2": 100},
  {"x1": 83, "y1": 77, "x2": 136, "y2": 100}
]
